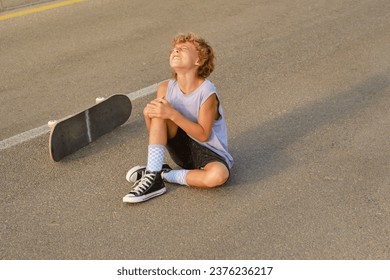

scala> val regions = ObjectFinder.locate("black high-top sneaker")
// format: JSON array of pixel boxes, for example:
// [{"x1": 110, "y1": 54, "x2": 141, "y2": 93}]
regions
[
  {"x1": 126, "y1": 164, "x2": 172, "y2": 183},
  {"x1": 123, "y1": 171, "x2": 166, "y2": 203}
]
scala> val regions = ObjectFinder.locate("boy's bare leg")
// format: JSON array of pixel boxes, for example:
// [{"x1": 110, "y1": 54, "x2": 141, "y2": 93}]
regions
[
  {"x1": 148, "y1": 117, "x2": 168, "y2": 145},
  {"x1": 186, "y1": 162, "x2": 229, "y2": 188},
  {"x1": 144, "y1": 110, "x2": 178, "y2": 143}
]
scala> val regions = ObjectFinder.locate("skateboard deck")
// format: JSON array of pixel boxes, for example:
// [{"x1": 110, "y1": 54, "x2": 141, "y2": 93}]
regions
[{"x1": 49, "y1": 94, "x2": 132, "y2": 162}]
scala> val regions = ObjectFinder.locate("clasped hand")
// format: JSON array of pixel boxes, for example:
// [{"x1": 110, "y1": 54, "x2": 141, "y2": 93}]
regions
[{"x1": 144, "y1": 97, "x2": 174, "y2": 119}]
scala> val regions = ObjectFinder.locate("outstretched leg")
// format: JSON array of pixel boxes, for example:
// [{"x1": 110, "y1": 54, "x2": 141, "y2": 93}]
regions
[
  {"x1": 164, "y1": 162, "x2": 229, "y2": 188},
  {"x1": 187, "y1": 162, "x2": 230, "y2": 188}
]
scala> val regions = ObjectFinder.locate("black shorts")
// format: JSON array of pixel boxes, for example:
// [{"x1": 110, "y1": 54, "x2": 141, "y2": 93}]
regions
[{"x1": 166, "y1": 128, "x2": 229, "y2": 171}]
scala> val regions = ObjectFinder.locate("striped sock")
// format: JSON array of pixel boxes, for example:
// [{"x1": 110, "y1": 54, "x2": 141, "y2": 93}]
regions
[
  {"x1": 146, "y1": 144, "x2": 165, "y2": 172},
  {"x1": 163, "y1": 169, "x2": 189, "y2": 186}
]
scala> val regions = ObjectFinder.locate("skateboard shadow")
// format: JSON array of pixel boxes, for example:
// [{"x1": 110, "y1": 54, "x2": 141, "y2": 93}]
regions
[{"x1": 227, "y1": 73, "x2": 389, "y2": 187}]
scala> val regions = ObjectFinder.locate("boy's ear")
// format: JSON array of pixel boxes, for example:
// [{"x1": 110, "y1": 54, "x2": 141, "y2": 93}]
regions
[{"x1": 195, "y1": 58, "x2": 204, "y2": 66}]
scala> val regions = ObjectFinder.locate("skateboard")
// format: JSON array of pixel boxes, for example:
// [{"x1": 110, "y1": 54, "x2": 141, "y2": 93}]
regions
[{"x1": 48, "y1": 94, "x2": 132, "y2": 162}]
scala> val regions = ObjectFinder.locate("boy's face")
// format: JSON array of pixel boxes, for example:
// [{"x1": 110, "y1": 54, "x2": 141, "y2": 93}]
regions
[{"x1": 170, "y1": 41, "x2": 201, "y2": 71}]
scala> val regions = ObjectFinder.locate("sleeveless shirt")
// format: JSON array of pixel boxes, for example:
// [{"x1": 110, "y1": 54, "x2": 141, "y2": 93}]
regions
[{"x1": 166, "y1": 79, "x2": 233, "y2": 169}]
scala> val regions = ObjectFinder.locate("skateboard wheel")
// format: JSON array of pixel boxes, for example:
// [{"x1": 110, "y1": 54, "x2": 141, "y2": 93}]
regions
[
  {"x1": 96, "y1": 97, "x2": 106, "y2": 104},
  {"x1": 48, "y1": 120, "x2": 58, "y2": 129}
]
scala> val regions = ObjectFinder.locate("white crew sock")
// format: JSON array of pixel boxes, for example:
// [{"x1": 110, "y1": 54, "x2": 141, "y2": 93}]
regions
[{"x1": 163, "y1": 169, "x2": 189, "y2": 186}]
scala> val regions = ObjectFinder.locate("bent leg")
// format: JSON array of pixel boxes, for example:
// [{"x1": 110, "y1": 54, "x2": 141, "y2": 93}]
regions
[
  {"x1": 144, "y1": 108, "x2": 178, "y2": 144},
  {"x1": 186, "y1": 162, "x2": 230, "y2": 188},
  {"x1": 144, "y1": 113, "x2": 179, "y2": 172},
  {"x1": 148, "y1": 117, "x2": 167, "y2": 145}
]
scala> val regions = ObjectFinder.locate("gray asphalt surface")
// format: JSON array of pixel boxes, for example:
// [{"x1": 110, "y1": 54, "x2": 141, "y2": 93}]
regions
[{"x1": 1, "y1": 0, "x2": 389, "y2": 259}]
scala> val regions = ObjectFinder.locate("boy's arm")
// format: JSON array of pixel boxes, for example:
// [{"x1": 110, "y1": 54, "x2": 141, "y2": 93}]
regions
[
  {"x1": 170, "y1": 94, "x2": 218, "y2": 142},
  {"x1": 156, "y1": 80, "x2": 169, "y2": 98}
]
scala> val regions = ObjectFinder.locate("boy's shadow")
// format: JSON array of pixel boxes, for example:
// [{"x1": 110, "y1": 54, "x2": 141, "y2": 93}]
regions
[{"x1": 228, "y1": 74, "x2": 389, "y2": 186}]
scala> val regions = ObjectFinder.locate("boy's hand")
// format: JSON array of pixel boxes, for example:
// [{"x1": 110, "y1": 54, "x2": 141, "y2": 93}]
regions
[{"x1": 145, "y1": 97, "x2": 175, "y2": 120}]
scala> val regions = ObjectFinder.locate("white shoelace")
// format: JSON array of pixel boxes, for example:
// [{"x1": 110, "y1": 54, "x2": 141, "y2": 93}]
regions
[{"x1": 130, "y1": 173, "x2": 155, "y2": 195}]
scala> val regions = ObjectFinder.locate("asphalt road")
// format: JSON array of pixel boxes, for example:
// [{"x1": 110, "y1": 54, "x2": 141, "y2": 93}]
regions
[{"x1": 1, "y1": 0, "x2": 389, "y2": 259}]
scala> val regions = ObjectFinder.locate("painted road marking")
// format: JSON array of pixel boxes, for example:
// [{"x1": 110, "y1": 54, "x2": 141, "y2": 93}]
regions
[
  {"x1": 0, "y1": 125, "x2": 50, "y2": 151},
  {"x1": 0, "y1": 82, "x2": 161, "y2": 151},
  {"x1": 0, "y1": 0, "x2": 85, "y2": 21}
]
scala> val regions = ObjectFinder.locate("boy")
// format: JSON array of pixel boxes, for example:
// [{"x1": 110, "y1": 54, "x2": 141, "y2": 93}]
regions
[{"x1": 123, "y1": 33, "x2": 233, "y2": 203}]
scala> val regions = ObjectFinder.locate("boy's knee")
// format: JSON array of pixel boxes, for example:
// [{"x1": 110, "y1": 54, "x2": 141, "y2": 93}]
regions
[
  {"x1": 216, "y1": 171, "x2": 229, "y2": 187},
  {"x1": 205, "y1": 170, "x2": 229, "y2": 188}
]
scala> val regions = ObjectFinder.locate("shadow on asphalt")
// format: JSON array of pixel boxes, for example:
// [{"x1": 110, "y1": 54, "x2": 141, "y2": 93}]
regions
[{"x1": 228, "y1": 73, "x2": 389, "y2": 187}]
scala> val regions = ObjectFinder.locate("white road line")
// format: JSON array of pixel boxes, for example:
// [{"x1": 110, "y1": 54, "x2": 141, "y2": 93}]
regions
[
  {"x1": 0, "y1": 125, "x2": 49, "y2": 151},
  {"x1": 0, "y1": 81, "x2": 161, "y2": 151},
  {"x1": 126, "y1": 82, "x2": 160, "y2": 101}
]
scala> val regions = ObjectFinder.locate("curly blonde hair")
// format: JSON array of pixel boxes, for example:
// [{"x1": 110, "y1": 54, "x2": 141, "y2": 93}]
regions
[{"x1": 171, "y1": 32, "x2": 215, "y2": 79}]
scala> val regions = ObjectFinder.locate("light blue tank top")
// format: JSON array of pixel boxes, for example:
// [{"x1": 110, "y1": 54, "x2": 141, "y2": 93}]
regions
[{"x1": 166, "y1": 79, "x2": 233, "y2": 169}]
